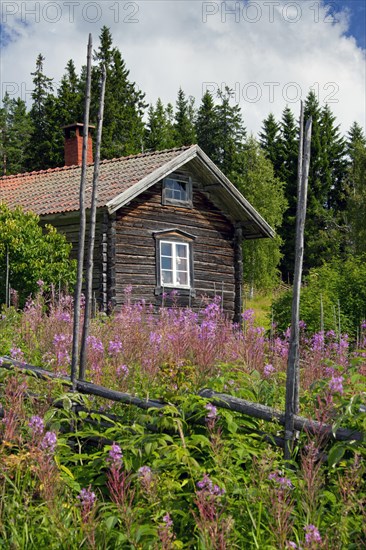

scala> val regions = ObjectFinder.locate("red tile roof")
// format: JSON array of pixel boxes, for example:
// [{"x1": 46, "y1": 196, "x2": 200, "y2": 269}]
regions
[{"x1": 0, "y1": 146, "x2": 193, "y2": 216}]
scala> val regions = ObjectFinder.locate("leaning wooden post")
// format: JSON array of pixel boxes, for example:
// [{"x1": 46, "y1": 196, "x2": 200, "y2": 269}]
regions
[
  {"x1": 5, "y1": 246, "x2": 9, "y2": 307},
  {"x1": 70, "y1": 34, "x2": 92, "y2": 390},
  {"x1": 79, "y1": 65, "x2": 107, "y2": 380},
  {"x1": 233, "y1": 223, "x2": 243, "y2": 324},
  {"x1": 284, "y1": 105, "x2": 312, "y2": 459}
]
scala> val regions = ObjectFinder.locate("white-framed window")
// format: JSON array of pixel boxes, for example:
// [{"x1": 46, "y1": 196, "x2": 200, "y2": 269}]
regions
[
  {"x1": 162, "y1": 173, "x2": 192, "y2": 206},
  {"x1": 160, "y1": 240, "x2": 190, "y2": 287}
]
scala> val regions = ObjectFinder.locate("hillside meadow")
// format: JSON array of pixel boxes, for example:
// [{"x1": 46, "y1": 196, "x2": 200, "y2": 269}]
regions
[{"x1": 0, "y1": 287, "x2": 365, "y2": 549}]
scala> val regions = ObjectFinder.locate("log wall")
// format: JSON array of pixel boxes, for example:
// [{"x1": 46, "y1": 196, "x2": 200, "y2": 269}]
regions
[{"x1": 112, "y1": 170, "x2": 237, "y2": 317}]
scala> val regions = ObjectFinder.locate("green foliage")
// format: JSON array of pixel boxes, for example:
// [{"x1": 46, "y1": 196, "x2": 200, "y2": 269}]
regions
[
  {"x1": 145, "y1": 98, "x2": 176, "y2": 151},
  {"x1": 0, "y1": 204, "x2": 76, "y2": 306},
  {"x1": 232, "y1": 138, "x2": 287, "y2": 290},
  {"x1": 174, "y1": 87, "x2": 196, "y2": 147},
  {"x1": 272, "y1": 256, "x2": 366, "y2": 336},
  {"x1": 0, "y1": 94, "x2": 32, "y2": 176}
]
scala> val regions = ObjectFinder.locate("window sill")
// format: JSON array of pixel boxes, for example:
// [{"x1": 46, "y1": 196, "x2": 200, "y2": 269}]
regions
[
  {"x1": 154, "y1": 287, "x2": 196, "y2": 297},
  {"x1": 162, "y1": 199, "x2": 193, "y2": 209}
]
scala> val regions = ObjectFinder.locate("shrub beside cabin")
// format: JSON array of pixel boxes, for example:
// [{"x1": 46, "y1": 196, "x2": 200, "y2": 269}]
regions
[{"x1": 0, "y1": 124, "x2": 274, "y2": 320}]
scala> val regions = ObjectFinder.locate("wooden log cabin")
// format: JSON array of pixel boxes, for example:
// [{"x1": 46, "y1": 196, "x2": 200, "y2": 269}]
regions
[{"x1": 0, "y1": 124, "x2": 274, "y2": 321}]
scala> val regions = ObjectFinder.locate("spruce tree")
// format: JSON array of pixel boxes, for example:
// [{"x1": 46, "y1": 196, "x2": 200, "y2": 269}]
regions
[
  {"x1": 195, "y1": 91, "x2": 219, "y2": 160},
  {"x1": 0, "y1": 94, "x2": 32, "y2": 175},
  {"x1": 174, "y1": 87, "x2": 196, "y2": 147},
  {"x1": 215, "y1": 87, "x2": 246, "y2": 176},
  {"x1": 277, "y1": 106, "x2": 299, "y2": 282},
  {"x1": 25, "y1": 54, "x2": 63, "y2": 170},
  {"x1": 91, "y1": 26, "x2": 146, "y2": 158},
  {"x1": 259, "y1": 112, "x2": 282, "y2": 173},
  {"x1": 145, "y1": 98, "x2": 175, "y2": 151},
  {"x1": 57, "y1": 60, "x2": 83, "y2": 125}
]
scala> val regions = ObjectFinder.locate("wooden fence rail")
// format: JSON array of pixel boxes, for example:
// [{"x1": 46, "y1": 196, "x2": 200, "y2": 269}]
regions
[{"x1": 1, "y1": 356, "x2": 364, "y2": 444}]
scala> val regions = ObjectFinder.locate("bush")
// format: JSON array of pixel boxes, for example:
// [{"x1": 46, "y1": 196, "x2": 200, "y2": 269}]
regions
[
  {"x1": 272, "y1": 256, "x2": 366, "y2": 337},
  {"x1": 0, "y1": 204, "x2": 76, "y2": 307}
]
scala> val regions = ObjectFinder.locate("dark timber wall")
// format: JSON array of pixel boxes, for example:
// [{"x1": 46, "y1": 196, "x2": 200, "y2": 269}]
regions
[
  {"x1": 42, "y1": 211, "x2": 105, "y2": 307},
  {"x1": 112, "y1": 172, "x2": 236, "y2": 317}
]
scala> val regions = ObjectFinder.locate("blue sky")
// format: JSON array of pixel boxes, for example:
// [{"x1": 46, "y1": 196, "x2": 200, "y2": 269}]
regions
[
  {"x1": 337, "y1": 0, "x2": 365, "y2": 48},
  {"x1": 0, "y1": 1, "x2": 365, "y2": 135}
]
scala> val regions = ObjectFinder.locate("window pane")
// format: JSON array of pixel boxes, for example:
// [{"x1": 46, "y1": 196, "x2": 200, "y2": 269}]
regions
[
  {"x1": 176, "y1": 244, "x2": 188, "y2": 259},
  {"x1": 161, "y1": 256, "x2": 172, "y2": 270},
  {"x1": 164, "y1": 178, "x2": 189, "y2": 202},
  {"x1": 177, "y1": 271, "x2": 188, "y2": 285},
  {"x1": 161, "y1": 242, "x2": 172, "y2": 257},
  {"x1": 162, "y1": 270, "x2": 173, "y2": 284},
  {"x1": 176, "y1": 258, "x2": 187, "y2": 270}
]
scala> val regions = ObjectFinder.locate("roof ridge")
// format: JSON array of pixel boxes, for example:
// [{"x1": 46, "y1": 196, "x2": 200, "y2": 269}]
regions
[{"x1": 0, "y1": 145, "x2": 196, "y2": 181}]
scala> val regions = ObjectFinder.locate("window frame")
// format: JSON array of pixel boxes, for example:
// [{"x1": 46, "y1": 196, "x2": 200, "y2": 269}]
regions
[
  {"x1": 160, "y1": 240, "x2": 190, "y2": 288},
  {"x1": 154, "y1": 229, "x2": 196, "y2": 296},
  {"x1": 162, "y1": 173, "x2": 193, "y2": 208}
]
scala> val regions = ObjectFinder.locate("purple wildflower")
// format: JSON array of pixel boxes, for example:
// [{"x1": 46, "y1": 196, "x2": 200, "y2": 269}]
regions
[
  {"x1": 108, "y1": 443, "x2": 123, "y2": 466},
  {"x1": 86, "y1": 335, "x2": 104, "y2": 353},
  {"x1": 163, "y1": 513, "x2": 173, "y2": 528},
  {"x1": 304, "y1": 524, "x2": 322, "y2": 545},
  {"x1": 55, "y1": 311, "x2": 71, "y2": 322},
  {"x1": 197, "y1": 474, "x2": 225, "y2": 496},
  {"x1": 108, "y1": 339, "x2": 123, "y2": 355},
  {"x1": 138, "y1": 465, "x2": 152, "y2": 478},
  {"x1": 36, "y1": 279, "x2": 44, "y2": 287},
  {"x1": 78, "y1": 487, "x2": 97, "y2": 506},
  {"x1": 28, "y1": 415, "x2": 45, "y2": 435},
  {"x1": 268, "y1": 471, "x2": 293, "y2": 489},
  {"x1": 329, "y1": 375, "x2": 344, "y2": 394},
  {"x1": 205, "y1": 403, "x2": 218, "y2": 420},
  {"x1": 116, "y1": 364, "x2": 129, "y2": 377},
  {"x1": 242, "y1": 308, "x2": 254, "y2": 322},
  {"x1": 361, "y1": 320, "x2": 366, "y2": 330},
  {"x1": 10, "y1": 347, "x2": 24, "y2": 361},
  {"x1": 149, "y1": 331, "x2": 162, "y2": 346},
  {"x1": 264, "y1": 363, "x2": 275, "y2": 377},
  {"x1": 40, "y1": 431, "x2": 57, "y2": 455}
]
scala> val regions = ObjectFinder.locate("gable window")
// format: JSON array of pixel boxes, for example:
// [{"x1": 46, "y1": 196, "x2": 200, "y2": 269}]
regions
[
  {"x1": 162, "y1": 173, "x2": 192, "y2": 207},
  {"x1": 160, "y1": 240, "x2": 190, "y2": 287},
  {"x1": 154, "y1": 229, "x2": 196, "y2": 295}
]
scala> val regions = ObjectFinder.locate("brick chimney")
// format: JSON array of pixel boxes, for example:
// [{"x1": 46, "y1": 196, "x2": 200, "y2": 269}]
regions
[{"x1": 62, "y1": 123, "x2": 95, "y2": 166}]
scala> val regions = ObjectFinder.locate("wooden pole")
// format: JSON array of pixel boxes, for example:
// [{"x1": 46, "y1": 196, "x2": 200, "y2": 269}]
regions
[
  {"x1": 1, "y1": 357, "x2": 363, "y2": 443},
  {"x1": 70, "y1": 34, "x2": 92, "y2": 390},
  {"x1": 79, "y1": 65, "x2": 107, "y2": 380},
  {"x1": 284, "y1": 105, "x2": 312, "y2": 460},
  {"x1": 5, "y1": 246, "x2": 9, "y2": 307}
]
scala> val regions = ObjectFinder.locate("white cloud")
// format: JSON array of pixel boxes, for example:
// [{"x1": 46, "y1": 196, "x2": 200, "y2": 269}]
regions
[{"x1": 1, "y1": 0, "x2": 365, "y2": 135}]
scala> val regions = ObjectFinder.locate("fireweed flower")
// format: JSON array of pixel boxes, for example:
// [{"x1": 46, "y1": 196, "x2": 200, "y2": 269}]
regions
[
  {"x1": 28, "y1": 415, "x2": 45, "y2": 435},
  {"x1": 36, "y1": 279, "x2": 44, "y2": 287},
  {"x1": 163, "y1": 513, "x2": 173, "y2": 528},
  {"x1": 138, "y1": 465, "x2": 152, "y2": 479},
  {"x1": 197, "y1": 474, "x2": 225, "y2": 496},
  {"x1": 329, "y1": 375, "x2": 344, "y2": 394},
  {"x1": 108, "y1": 443, "x2": 123, "y2": 467},
  {"x1": 242, "y1": 308, "x2": 255, "y2": 322},
  {"x1": 108, "y1": 339, "x2": 123, "y2": 355},
  {"x1": 268, "y1": 471, "x2": 293, "y2": 489},
  {"x1": 86, "y1": 336, "x2": 104, "y2": 353},
  {"x1": 10, "y1": 347, "x2": 24, "y2": 361},
  {"x1": 304, "y1": 524, "x2": 322, "y2": 545},
  {"x1": 78, "y1": 487, "x2": 97, "y2": 507},
  {"x1": 40, "y1": 431, "x2": 57, "y2": 455},
  {"x1": 264, "y1": 363, "x2": 275, "y2": 377},
  {"x1": 116, "y1": 364, "x2": 129, "y2": 377},
  {"x1": 205, "y1": 403, "x2": 218, "y2": 420}
]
